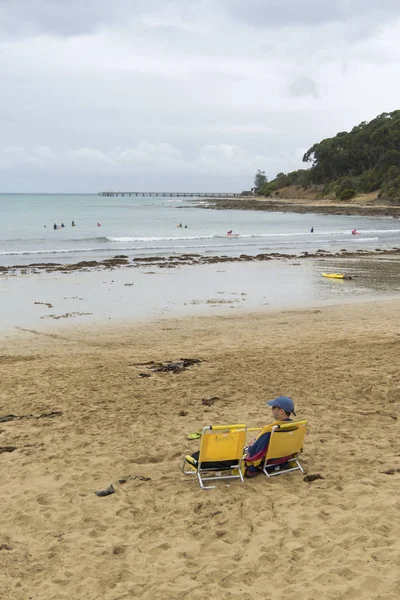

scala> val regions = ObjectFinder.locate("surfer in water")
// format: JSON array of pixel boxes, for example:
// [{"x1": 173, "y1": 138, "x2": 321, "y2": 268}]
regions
[
  {"x1": 227, "y1": 230, "x2": 233, "y2": 236},
  {"x1": 97, "y1": 222, "x2": 101, "y2": 227},
  {"x1": 351, "y1": 229, "x2": 360, "y2": 235}
]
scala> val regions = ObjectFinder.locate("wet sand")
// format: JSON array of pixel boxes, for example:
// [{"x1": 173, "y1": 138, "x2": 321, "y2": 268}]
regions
[
  {"x1": 1, "y1": 299, "x2": 400, "y2": 599},
  {"x1": 1, "y1": 255, "x2": 400, "y2": 332}
]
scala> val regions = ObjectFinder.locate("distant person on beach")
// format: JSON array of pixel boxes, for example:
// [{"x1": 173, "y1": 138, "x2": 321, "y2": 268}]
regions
[
  {"x1": 61, "y1": 223, "x2": 65, "y2": 228},
  {"x1": 53, "y1": 223, "x2": 57, "y2": 230},
  {"x1": 310, "y1": 226, "x2": 314, "y2": 233},
  {"x1": 184, "y1": 225, "x2": 188, "y2": 228},
  {"x1": 244, "y1": 396, "x2": 296, "y2": 479},
  {"x1": 72, "y1": 221, "x2": 76, "y2": 227},
  {"x1": 177, "y1": 223, "x2": 182, "y2": 228}
]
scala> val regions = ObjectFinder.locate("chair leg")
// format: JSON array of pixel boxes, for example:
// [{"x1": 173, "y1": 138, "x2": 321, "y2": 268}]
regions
[
  {"x1": 197, "y1": 472, "x2": 215, "y2": 490},
  {"x1": 263, "y1": 459, "x2": 304, "y2": 478},
  {"x1": 183, "y1": 457, "x2": 246, "y2": 489}
]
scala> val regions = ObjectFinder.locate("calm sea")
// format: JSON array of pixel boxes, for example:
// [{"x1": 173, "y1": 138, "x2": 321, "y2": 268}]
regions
[{"x1": 0, "y1": 193, "x2": 399, "y2": 266}]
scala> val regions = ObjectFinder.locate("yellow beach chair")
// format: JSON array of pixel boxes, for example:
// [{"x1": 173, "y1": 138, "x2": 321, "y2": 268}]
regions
[
  {"x1": 262, "y1": 420, "x2": 308, "y2": 478},
  {"x1": 182, "y1": 424, "x2": 247, "y2": 490}
]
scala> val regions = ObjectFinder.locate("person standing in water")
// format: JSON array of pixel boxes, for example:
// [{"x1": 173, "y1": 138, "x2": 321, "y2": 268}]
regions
[
  {"x1": 72, "y1": 220, "x2": 76, "y2": 227},
  {"x1": 310, "y1": 226, "x2": 314, "y2": 233}
]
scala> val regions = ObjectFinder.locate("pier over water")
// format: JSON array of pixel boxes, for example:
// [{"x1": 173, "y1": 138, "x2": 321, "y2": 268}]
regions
[{"x1": 98, "y1": 191, "x2": 246, "y2": 198}]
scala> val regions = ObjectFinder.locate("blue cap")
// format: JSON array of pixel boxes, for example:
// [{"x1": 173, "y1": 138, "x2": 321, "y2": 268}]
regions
[{"x1": 267, "y1": 396, "x2": 296, "y2": 416}]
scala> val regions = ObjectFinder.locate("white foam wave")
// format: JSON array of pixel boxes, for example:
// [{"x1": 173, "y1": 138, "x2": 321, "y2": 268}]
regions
[
  {"x1": 106, "y1": 235, "x2": 217, "y2": 242},
  {"x1": 0, "y1": 248, "x2": 105, "y2": 256},
  {"x1": 106, "y1": 230, "x2": 389, "y2": 243}
]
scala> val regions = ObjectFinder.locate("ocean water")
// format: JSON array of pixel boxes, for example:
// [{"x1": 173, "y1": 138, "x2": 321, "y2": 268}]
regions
[{"x1": 1, "y1": 193, "x2": 400, "y2": 266}]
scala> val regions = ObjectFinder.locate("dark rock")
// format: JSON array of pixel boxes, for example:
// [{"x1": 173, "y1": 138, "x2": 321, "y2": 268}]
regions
[
  {"x1": 0, "y1": 446, "x2": 17, "y2": 454},
  {"x1": 303, "y1": 473, "x2": 324, "y2": 483},
  {"x1": 70, "y1": 261, "x2": 99, "y2": 268},
  {"x1": 382, "y1": 468, "x2": 400, "y2": 475},
  {"x1": 102, "y1": 258, "x2": 129, "y2": 265},
  {"x1": 202, "y1": 397, "x2": 220, "y2": 406},
  {"x1": 180, "y1": 358, "x2": 201, "y2": 367},
  {"x1": 0, "y1": 544, "x2": 12, "y2": 551},
  {"x1": 0, "y1": 415, "x2": 18, "y2": 423},
  {"x1": 95, "y1": 484, "x2": 115, "y2": 497}
]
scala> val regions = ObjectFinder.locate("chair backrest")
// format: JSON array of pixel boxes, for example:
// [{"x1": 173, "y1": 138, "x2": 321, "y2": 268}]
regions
[
  {"x1": 265, "y1": 420, "x2": 308, "y2": 461},
  {"x1": 199, "y1": 424, "x2": 247, "y2": 463}
]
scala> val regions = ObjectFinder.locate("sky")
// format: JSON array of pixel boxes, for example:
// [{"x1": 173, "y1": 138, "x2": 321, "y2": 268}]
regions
[{"x1": 1, "y1": 0, "x2": 400, "y2": 193}]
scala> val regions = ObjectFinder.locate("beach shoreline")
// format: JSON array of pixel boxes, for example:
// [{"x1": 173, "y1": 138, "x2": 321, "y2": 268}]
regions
[
  {"x1": 1, "y1": 246, "x2": 400, "y2": 275},
  {"x1": 197, "y1": 196, "x2": 400, "y2": 218},
  {"x1": 0, "y1": 254, "x2": 400, "y2": 335},
  {"x1": 1, "y1": 299, "x2": 400, "y2": 599}
]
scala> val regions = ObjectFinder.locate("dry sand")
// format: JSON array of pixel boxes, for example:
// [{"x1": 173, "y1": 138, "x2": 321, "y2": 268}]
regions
[{"x1": 1, "y1": 299, "x2": 400, "y2": 600}]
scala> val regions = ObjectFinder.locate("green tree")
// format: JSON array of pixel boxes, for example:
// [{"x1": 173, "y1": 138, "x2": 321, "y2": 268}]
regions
[
  {"x1": 257, "y1": 110, "x2": 400, "y2": 203},
  {"x1": 254, "y1": 170, "x2": 268, "y2": 191}
]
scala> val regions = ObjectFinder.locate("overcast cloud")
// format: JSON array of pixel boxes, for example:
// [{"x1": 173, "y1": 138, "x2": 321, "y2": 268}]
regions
[{"x1": 1, "y1": 0, "x2": 400, "y2": 192}]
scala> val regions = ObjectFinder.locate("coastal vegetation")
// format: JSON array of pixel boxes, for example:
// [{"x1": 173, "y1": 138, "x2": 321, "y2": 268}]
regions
[{"x1": 256, "y1": 110, "x2": 400, "y2": 203}]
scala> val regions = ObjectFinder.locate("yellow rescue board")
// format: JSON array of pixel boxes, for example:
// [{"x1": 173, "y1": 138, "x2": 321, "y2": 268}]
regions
[{"x1": 322, "y1": 273, "x2": 345, "y2": 279}]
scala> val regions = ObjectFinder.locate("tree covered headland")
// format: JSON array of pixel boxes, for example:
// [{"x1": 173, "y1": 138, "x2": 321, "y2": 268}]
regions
[{"x1": 257, "y1": 110, "x2": 400, "y2": 203}]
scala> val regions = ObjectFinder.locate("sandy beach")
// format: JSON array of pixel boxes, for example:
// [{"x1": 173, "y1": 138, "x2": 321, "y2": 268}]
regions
[{"x1": 1, "y1": 298, "x2": 400, "y2": 599}]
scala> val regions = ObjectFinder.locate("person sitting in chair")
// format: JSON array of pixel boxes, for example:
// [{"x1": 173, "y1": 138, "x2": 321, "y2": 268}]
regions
[{"x1": 245, "y1": 396, "x2": 296, "y2": 478}]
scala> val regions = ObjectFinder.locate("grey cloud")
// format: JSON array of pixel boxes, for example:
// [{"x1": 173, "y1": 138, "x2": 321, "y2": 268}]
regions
[
  {"x1": 0, "y1": 0, "x2": 152, "y2": 37},
  {"x1": 0, "y1": 109, "x2": 16, "y2": 123},
  {"x1": 3, "y1": 0, "x2": 398, "y2": 44},
  {"x1": 1, "y1": 0, "x2": 399, "y2": 40},
  {"x1": 217, "y1": 0, "x2": 400, "y2": 29},
  {"x1": 288, "y1": 77, "x2": 319, "y2": 99}
]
